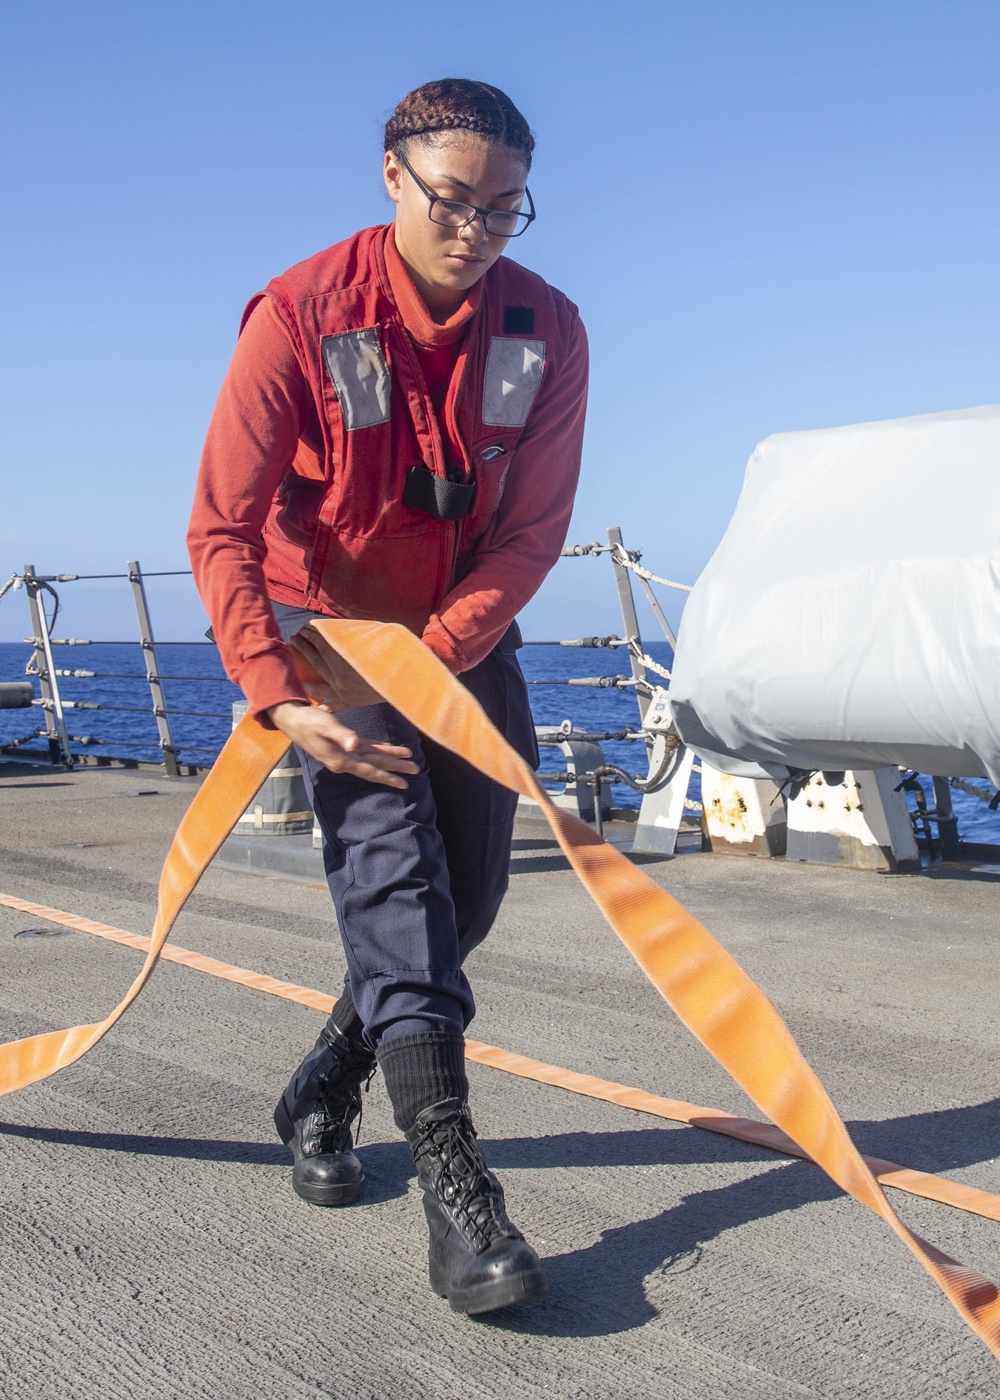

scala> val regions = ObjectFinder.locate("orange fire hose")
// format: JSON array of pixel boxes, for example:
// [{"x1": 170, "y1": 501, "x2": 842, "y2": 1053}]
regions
[
  {"x1": 3, "y1": 888, "x2": 1000, "y2": 1228},
  {"x1": 0, "y1": 618, "x2": 998, "y2": 1356}
]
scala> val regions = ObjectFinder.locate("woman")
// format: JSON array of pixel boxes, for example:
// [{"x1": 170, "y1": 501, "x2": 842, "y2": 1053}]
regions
[{"x1": 188, "y1": 78, "x2": 588, "y2": 1314}]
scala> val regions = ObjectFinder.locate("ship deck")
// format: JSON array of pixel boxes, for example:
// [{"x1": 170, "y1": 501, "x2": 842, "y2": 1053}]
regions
[{"x1": 1, "y1": 758, "x2": 998, "y2": 1398}]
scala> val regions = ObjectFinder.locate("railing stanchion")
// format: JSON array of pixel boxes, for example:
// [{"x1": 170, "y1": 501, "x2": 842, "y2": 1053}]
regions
[
  {"x1": 607, "y1": 526, "x2": 651, "y2": 726},
  {"x1": 127, "y1": 558, "x2": 179, "y2": 778},
  {"x1": 932, "y1": 777, "x2": 961, "y2": 860},
  {"x1": 22, "y1": 564, "x2": 74, "y2": 767}
]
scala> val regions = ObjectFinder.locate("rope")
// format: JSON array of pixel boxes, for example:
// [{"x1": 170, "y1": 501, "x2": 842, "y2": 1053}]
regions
[
  {"x1": 950, "y1": 777, "x2": 999, "y2": 804},
  {"x1": 611, "y1": 544, "x2": 692, "y2": 593},
  {"x1": 628, "y1": 640, "x2": 672, "y2": 681}
]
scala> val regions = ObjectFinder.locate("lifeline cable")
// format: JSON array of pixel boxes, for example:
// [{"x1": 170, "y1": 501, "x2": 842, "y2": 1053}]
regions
[{"x1": 0, "y1": 618, "x2": 998, "y2": 1357}]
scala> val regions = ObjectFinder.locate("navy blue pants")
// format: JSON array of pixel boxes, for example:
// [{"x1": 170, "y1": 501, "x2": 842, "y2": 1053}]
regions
[{"x1": 273, "y1": 605, "x2": 538, "y2": 1048}]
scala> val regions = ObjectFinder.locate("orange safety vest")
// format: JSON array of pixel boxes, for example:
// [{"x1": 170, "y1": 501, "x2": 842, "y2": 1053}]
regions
[{"x1": 245, "y1": 224, "x2": 583, "y2": 635}]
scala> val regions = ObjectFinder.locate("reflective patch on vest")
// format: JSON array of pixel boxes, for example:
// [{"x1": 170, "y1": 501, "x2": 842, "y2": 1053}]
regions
[
  {"x1": 482, "y1": 337, "x2": 546, "y2": 428},
  {"x1": 321, "y1": 328, "x2": 391, "y2": 430}
]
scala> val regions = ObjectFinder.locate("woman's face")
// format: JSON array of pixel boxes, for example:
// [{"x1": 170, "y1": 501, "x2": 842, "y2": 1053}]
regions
[{"x1": 383, "y1": 133, "x2": 530, "y2": 318}]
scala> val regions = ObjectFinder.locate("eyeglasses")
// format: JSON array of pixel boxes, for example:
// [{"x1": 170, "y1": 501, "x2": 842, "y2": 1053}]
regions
[{"x1": 396, "y1": 150, "x2": 536, "y2": 238}]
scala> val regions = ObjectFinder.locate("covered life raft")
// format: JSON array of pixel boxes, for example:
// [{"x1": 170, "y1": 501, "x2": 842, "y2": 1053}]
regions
[{"x1": 669, "y1": 404, "x2": 1000, "y2": 788}]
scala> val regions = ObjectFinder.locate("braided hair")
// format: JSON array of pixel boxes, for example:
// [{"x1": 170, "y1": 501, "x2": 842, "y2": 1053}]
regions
[{"x1": 384, "y1": 79, "x2": 534, "y2": 170}]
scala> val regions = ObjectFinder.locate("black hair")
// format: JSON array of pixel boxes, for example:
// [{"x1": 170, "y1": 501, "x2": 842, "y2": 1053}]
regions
[{"x1": 384, "y1": 78, "x2": 534, "y2": 170}]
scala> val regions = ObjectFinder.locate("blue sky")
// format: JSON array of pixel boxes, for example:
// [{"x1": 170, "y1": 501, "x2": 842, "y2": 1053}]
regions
[{"x1": 1, "y1": 1, "x2": 997, "y2": 644}]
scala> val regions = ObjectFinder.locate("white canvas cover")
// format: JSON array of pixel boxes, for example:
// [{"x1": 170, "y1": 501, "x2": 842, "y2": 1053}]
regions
[{"x1": 668, "y1": 405, "x2": 1000, "y2": 787}]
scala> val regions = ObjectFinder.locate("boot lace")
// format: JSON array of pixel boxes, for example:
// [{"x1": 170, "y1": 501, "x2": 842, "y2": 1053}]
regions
[
  {"x1": 316, "y1": 1055, "x2": 377, "y2": 1148},
  {"x1": 300, "y1": 1034, "x2": 376, "y2": 1155},
  {"x1": 411, "y1": 1111, "x2": 520, "y2": 1251}
]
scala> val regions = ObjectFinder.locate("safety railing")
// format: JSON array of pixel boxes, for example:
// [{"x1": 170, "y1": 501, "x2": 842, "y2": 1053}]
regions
[
  {"x1": 0, "y1": 561, "x2": 237, "y2": 775},
  {"x1": 0, "y1": 527, "x2": 684, "y2": 787},
  {"x1": 4, "y1": 538, "x2": 993, "y2": 862}
]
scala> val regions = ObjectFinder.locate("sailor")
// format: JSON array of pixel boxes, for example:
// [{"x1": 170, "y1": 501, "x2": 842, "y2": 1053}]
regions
[{"x1": 187, "y1": 77, "x2": 588, "y2": 1314}]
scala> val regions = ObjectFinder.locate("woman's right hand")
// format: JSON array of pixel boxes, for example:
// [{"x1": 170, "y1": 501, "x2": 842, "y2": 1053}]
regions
[{"x1": 267, "y1": 702, "x2": 419, "y2": 788}]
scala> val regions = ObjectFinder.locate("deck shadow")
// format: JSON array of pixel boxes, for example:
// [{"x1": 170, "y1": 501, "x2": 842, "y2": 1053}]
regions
[
  {"x1": 509, "y1": 850, "x2": 668, "y2": 876},
  {"x1": 0, "y1": 1120, "x2": 290, "y2": 1166},
  {"x1": 478, "y1": 1094, "x2": 1000, "y2": 1338},
  {"x1": 5, "y1": 1096, "x2": 997, "y2": 1338},
  {"x1": 478, "y1": 1155, "x2": 841, "y2": 1338},
  {"x1": 355, "y1": 1124, "x2": 766, "y2": 1207},
  {"x1": 0, "y1": 780, "x2": 75, "y2": 789},
  {"x1": 923, "y1": 865, "x2": 1000, "y2": 883}
]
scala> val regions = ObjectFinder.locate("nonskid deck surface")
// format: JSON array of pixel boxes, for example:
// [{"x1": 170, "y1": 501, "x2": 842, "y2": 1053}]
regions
[{"x1": 0, "y1": 761, "x2": 997, "y2": 1399}]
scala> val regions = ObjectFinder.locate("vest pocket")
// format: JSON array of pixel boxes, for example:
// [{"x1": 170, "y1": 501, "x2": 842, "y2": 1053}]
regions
[
  {"x1": 463, "y1": 449, "x2": 514, "y2": 534},
  {"x1": 311, "y1": 525, "x2": 452, "y2": 628}
]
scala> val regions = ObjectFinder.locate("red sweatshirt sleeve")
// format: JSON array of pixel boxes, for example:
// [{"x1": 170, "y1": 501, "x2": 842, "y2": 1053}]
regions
[
  {"x1": 187, "y1": 299, "x2": 313, "y2": 720},
  {"x1": 421, "y1": 314, "x2": 589, "y2": 672}
]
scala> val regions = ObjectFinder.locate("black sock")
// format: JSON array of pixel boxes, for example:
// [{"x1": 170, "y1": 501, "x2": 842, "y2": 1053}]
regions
[{"x1": 377, "y1": 1031, "x2": 469, "y2": 1133}]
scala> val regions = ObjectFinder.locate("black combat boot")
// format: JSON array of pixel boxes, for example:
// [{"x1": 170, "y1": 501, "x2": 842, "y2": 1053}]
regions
[
  {"x1": 406, "y1": 1097, "x2": 548, "y2": 1314},
  {"x1": 273, "y1": 1023, "x2": 377, "y2": 1206}
]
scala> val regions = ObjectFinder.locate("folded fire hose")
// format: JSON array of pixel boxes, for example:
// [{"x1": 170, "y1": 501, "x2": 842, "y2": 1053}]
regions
[{"x1": 1, "y1": 618, "x2": 998, "y2": 1357}]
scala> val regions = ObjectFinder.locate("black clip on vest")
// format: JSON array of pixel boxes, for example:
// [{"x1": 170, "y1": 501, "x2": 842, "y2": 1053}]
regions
[{"x1": 403, "y1": 465, "x2": 476, "y2": 522}]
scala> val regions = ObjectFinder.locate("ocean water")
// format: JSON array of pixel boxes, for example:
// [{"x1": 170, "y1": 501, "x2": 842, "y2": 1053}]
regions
[{"x1": 1, "y1": 640, "x2": 998, "y2": 846}]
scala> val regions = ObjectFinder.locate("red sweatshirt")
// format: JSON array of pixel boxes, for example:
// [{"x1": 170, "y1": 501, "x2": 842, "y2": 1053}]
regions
[{"x1": 188, "y1": 225, "x2": 588, "y2": 719}]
